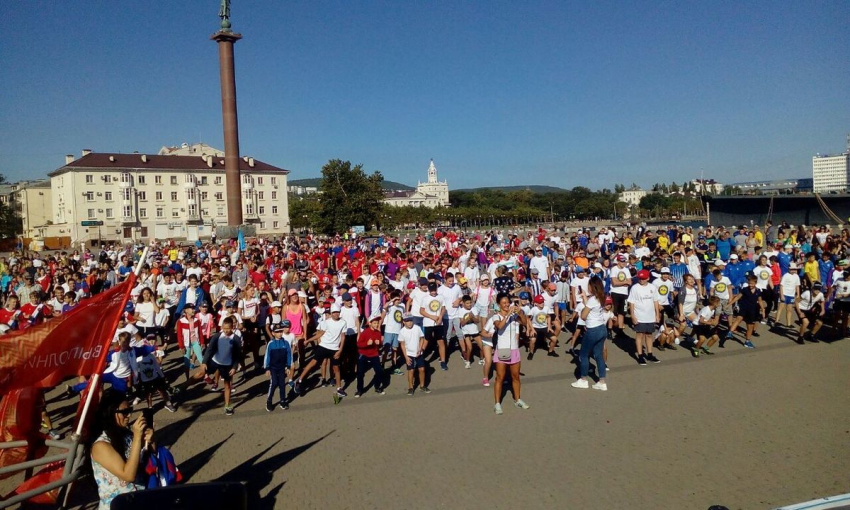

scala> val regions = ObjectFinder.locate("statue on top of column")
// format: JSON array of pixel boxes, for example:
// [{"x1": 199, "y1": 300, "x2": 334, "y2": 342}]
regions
[{"x1": 219, "y1": 0, "x2": 232, "y2": 31}]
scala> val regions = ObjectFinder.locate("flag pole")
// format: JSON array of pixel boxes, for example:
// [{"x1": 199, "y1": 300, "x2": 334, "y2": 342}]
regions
[{"x1": 74, "y1": 245, "x2": 149, "y2": 436}]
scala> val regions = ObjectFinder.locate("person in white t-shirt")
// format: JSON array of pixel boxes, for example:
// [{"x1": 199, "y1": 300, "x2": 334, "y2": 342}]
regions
[
  {"x1": 627, "y1": 270, "x2": 661, "y2": 366},
  {"x1": 487, "y1": 292, "x2": 530, "y2": 414},
  {"x1": 609, "y1": 255, "x2": 632, "y2": 331},
  {"x1": 458, "y1": 296, "x2": 480, "y2": 369},
  {"x1": 795, "y1": 282, "x2": 825, "y2": 343},
  {"x1": 776, "y1": 263, "x2": 801, "y2": 329},
  {"x1": 399, "y1": 313, "x2": 428, "y2": 395},
  {"x1": 420, "y1": 283, "x2": 448, "y2": 371},
  {"x1": 570, "y1": 277, "x2": 610, "y2": 391},
  {"x1": 381, "y1": 291, "x2": 405, "y2": 374},
  {"x1": 294, "y1": 304, "x2": 348, "y2": 398}
]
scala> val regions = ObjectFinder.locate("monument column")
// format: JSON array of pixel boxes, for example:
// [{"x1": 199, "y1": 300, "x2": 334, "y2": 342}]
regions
[{"x1": 212, "y1": 0, "x2": 243, "y2": 226}]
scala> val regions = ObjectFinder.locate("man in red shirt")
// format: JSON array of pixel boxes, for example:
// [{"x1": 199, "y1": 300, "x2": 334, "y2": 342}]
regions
[
  {"x1": 20, "y1": 291, "x2": 51, "y2": 329},
  {"x1": 355, "y1": 314, "x2": 385, "y2": 398}
]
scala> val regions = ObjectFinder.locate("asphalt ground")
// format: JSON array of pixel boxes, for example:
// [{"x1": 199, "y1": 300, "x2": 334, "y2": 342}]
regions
[{"x1": 4, "y1": 325, "x2": 849, "y2": 510}]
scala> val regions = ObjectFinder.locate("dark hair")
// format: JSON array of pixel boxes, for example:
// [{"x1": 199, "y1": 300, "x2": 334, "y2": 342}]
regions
[
  {"x1": 90, "y1": 389, "x2": 131, "y2": 461},
  {"x1": 495, "y1": 292, "x2": 511, "y2": 306},
  {"x1": 588, "y1": 276, "x2": 605, "y2": 304}
]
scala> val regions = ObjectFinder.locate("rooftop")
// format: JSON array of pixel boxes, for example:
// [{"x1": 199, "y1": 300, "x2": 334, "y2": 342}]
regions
[{"x1": 51, "y1": 152, "x2": 290, "y2": 176}]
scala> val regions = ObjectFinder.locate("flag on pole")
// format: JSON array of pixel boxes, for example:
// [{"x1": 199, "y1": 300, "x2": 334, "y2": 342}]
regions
[
  {"x1": 238, "y1": 228, "x2": 246, "y2": 251},
  {"x1": 0, "y1": 274, "x2": 136, "y2": 394}
]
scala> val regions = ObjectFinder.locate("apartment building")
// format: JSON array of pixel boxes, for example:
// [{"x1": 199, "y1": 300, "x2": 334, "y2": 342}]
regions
[
  {"x1": 813, "y1": 152, "x2": 850, "y2": 193},
  {"x1": 12, "y1": 180, "x2": 52, "y2": 238},
  {"x1": 46, "y1": 150, "x2": 290, "y2": 244}
]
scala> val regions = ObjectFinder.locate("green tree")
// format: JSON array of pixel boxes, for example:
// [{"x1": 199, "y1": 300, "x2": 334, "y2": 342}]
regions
[
  {"x1": 614, "y1": 183, "x2": 626, "y2": 193},
  {"x1": 315, "y1": 160, "x2": 385, "y2": 235},
  {"x1": 670, "y1": 182, "x2": 680, "y2": 193}
]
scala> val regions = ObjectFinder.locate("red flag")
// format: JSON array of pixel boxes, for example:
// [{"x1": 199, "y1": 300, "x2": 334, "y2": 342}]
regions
[{"x1": 0, "y1": 275, "x2": 136, "y2": 393}]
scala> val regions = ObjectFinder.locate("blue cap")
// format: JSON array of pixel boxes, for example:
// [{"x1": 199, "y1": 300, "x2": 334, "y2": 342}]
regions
[
  {"x1": 518, "y1": 291, "x2": 530, "y2": 300},
  {"x1": 342, "y1": 292, "x2": 352, "y2": 301},
  {"x1": 280, "y1": 319, "x2": 292, "y2": 328},
  {"x1": 575, "y1": 266, "x2": 585, "y2": 273}
]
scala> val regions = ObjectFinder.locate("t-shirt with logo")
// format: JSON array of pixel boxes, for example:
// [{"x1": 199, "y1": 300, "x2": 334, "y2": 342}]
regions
[
  {"x1": 609, "y1": 266, "x2": 631, "y2": 295},
  {"x1": 529, "y1": 306, "x2": 548, "y2": 330},
  {"x1": 460, "y1": 306, "x2": 479, "y2": 335},
  {"x1": 753, "y1": 265, "x2": 772, "y2": 290},
  {"x1": 709, "y1": 276, "x2": 732, "y2": 300},
  {"x1": 383, "y1": 304, "x2": 404, "y2": 335},
  {"x1": 653, "y1": 279, "x2": 674, "y2": 306},
  {"x1": 421, "y1": 294, "x2": 445, "y2": 328}
]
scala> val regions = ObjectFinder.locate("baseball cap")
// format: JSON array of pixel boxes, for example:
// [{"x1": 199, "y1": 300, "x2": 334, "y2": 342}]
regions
[
  {"x1": 530, "y1": 268, "x2": 539, "y2": 274},
  {"x1": 368, "y1": 313, "x2": 382, "y2": 323},
  {"x1": 370, "y1": 280, "x2": 380, "y2": 287},
  {"x1": 575, "y1": 266, "x2": 585, "y2": 273},
  {"x1": 330, "y1": 304, "x2": 341, "y2": 313},
  {"x1": 270, "y1": 301, "x2": 282, "y2": 308},
  {"x1": 637, "y1": 269, "x2": 650, "y2": 280},
  {"x1": 323, "y1": 301, "x2": 332, "y2": 309},
  {"x1": 342, "y1": 292, "x2": 352, "y2": 301},
  {"x1": 407, "y1": 281, "x2": 417, "y2": 289},
  {"x1": 617, "y1": 254, "x2": 628, "y2": 262},
  {"x1": 402, "y1": 313, "x2": 414, "y2": 322},
  {"x1": 418, "y1": 277, "x2": 428, "y2": 286},
  {"x1": 457, "y1": 276, "x2": 468, "y2": 284},
  {"x1": 287, "y1": 289, "x2": 298, "y2": 296},
  {"x1": 730, "y1": 254, "x2": 739, "y2": 260},
  {"x1": 660, "y1": 267, "x2": 671, "y2": 274},
  {"x1": 604, "y1": 296, "x2": 613, "y2": 306},
  {"x1": 714, "y1": 259, "x2": 726, "y2": 266},
  {"x1": 789, "y1": 263, "x2": 798, "y2": 270},
  {"x1": 533, "y1": 295, "x2": 544, "y2": 304},
  {"x1": 225, "y1": 300, "x2": 236, "y2": 308},
  {"x1": 427, "y1": 282, "x2": 438, "y2": 292},
  {"x1": 518, "y1": 291, "x2": 530, "y2": 300}
]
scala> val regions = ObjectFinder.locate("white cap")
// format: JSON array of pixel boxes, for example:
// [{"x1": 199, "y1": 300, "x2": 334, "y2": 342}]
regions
[
  {"x1": 714, "y1": 259, "x2": 726, "y2": 266},
  {"x1": 368, "y1": 312, "x2": 382, "y2": 322},
  {"x1": 660, "y1": 267, "x2": 671, "y2": 274},
  {"x1": 330, "y1": 304, "x2": 342, "y2": 313},
  {"x1": 789, "y1": 263, "x2": 798, "y2": 270},
  {"x1": 730, "y1": 254, "x2": 739, "y2": 260},
  {"x1": 270, "y1": 301, "x2": 282, "y2": 308}
]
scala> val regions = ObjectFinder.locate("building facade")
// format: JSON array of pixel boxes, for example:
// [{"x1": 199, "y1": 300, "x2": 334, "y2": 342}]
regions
[
  {"x1": 813, "y1": 153, "x2": 850, "y2": 193},
  {"x1": 619, "y1": 188, "x2": 647, "y2": 206},
  {"x1": 46, "y1": 150, "x2": 290, "y2": 244},
  {"x1": 12, "y1": 180, "x2": 52, "y2": 238},
  {"x1": 384, "y1": 159, "x2": 450, "y2": 208},
  {"x1": 691, "y1": 179, "x2": 724, "y2": 194}
]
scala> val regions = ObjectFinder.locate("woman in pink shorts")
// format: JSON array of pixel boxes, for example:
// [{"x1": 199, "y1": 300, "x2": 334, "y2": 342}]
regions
[{"x1": 487, "y1": 292, "x2": 531, "y2": 415}]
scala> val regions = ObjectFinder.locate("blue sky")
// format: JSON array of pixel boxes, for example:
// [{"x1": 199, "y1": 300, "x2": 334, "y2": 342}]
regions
[{"x1": 1, "y1": 1, "x2": 847, "y2": 190}]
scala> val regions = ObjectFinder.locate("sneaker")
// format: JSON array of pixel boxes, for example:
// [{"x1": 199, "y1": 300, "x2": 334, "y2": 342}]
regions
[
  {"x1": 571, "y1": 379, "x2": 589, "y2": 389},
  {"x1": 691, "y1": 349, "x2": 700, "y2": 358},
  {"x1": 422, "y1": 387, "x2": 431, "y2": 394},
  {"x1": 744, "y1": 340, "x2": 755, "y2": 349},
  {"x1": 514, "y1": 399, "x2": 530, "y2": 409},
  {"x1": 478, "y1": 359, "x2": 485, "y2": 365},
  {"x1": 204, "y1": 376, "x2": 213, "y2": 386},
  {"x1": 293, "y1": 380, "x2": 302, "y2": 395},
  {"x1": 164, "y1": 403, "x2": 177, "y2": 413},
  {"x1": 321, "y1": 379, "x2": 330, "y2": 388},
  {"x1": 375, "y1": 387, "x2": 386, "y2": 395},
  {"x1": 795, "y1": 336, "x2": 805, "y2": 345},
  {"x1": 287, "y1": 380, "x2": 295, "y2": 388},
  {"x1": 266, "y1": 401, "x2": 274, "y2": 412},
  {"x1": 336, "y1": 388, "x2": 348, "y2": 398},
  {"x1": 354, "y1": 392, "x2": 362, "y2": 398},
  {"x1": 48, "y1": 429, "x2": 62, "y2": 440},
  {"x1": 132, "y1": 397, "x2": 142, "y2": 406},
  {"x1": 527, "y1": 352, "x2": 534, "y2": 361},
  {"x1": 482, "y1": 378, "x2": 490, "y2": 387},
  {"x1": 440, "y1": 362, "x2": 448, "y2": 371},
  {"x1": 464, "y1": 361, "x2": 471, "y2": 369},
  {"x1": 494, "y1": 403, "x2": 503, "y2": 415},
  {"x1": 393, "y1": 368, "x2": 403, "y2": 375},
  {"x1": 224, "y1": 406, "x2": 234, "y2": 416},
  {"x1": 592, "y1": 382, "x2": 608, "y2": 391},
  {"x1": 333, "y1": 393, "x2": 341, "y2": 405},
  {"x1": 666, "y1": 343, "x2": 677, "y2": 350},
  {"x1": 547, "y1": 351, "x2": 560, "y2": 358},
  {"x1": 700, "y1": 347, "x2": 714, "y2": 356},
  {"x1": 407, "y1": 388, "x2": 415, "y2": 396},
  {"x1": 280, "y1": 402, "x2": 289, "y2": 410},
  {"x1": 725, "y1": 331, "x2": 734, "y2": 340},
  {"x1": 210, "y1": 383, "x2": 220, "y2": 392},
  {"x1": 65, "y1": 385, "x2": 75, "y2": 398},
  {"x1": 646, "y1": 353, "x2": 661, "y2": 363},
  {"x1": 674, "y1": 337, "x2": 681, "y2": 345},
  {"x1": 637, "y1": 354, "x2": 647, "y2": 366},
  {"x1": 567, "y1": 348, "x2": 577, "y2": 357}
]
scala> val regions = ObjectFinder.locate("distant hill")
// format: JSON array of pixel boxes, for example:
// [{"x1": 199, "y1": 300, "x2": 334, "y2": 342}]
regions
[
  {"x1": 288, "y1": 177, "x2": 414, "y2": 191},
  {"x1": 452, "y1": 185, "x2": 567, "y2": 194}
]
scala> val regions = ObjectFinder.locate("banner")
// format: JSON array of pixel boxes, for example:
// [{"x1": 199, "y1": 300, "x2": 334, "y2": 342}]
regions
[{"x1": 0, "y1": 275, "x2": 135, "y2": 393}]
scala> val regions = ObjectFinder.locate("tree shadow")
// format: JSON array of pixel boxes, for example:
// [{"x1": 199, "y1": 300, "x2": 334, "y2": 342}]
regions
[{"x1": 213, "y1": 429, "x2": 335, "y2": 510}]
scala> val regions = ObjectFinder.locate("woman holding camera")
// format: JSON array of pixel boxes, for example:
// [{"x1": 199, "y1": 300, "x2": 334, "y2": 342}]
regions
[
  {"x1": 487, "y1": 292, "x2": 530, "y2": 415},
  {"x1": 90, "y1": 389, "x2": 153, "y2": 510}
]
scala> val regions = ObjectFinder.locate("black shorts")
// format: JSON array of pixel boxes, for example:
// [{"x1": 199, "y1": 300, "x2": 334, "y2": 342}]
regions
[
  {"x1": 693, "y1": 324, "x2": 716, "y2": 339},
  {"x1": 208, "y1": 361, "x2": 234, "y2": 382},
  {"x1": 424, "y1": 326, "x2": 442, "y2": 343},
  {"x1": 803, "y1": 309, "x2": 822, "y2": 323},
  {"x1": 738, "y1": 308, "x2": 761, "y2": 325},
  {"x1": 313, "y1": 345, "x2": 341, "y2": 366},
  {"x1": 534, "y1": 327, "x2": 549, "y2": 340},
  {"x1": 611, "y1": 293, "x2": 627, "y2": 314},
  {"x1": 139, "y1": 377, "x2": 167, "y2": 396},
  {"x1": 661, "y1": 305, "x2": 676, "y2": 322}
]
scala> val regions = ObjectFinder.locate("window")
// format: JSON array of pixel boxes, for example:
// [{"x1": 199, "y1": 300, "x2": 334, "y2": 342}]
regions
[
  {"x1": 201, "y1": 191, "x2": 208, "y2": 201},
  {"x1": 104, "y1": 175, "x2": 112, "y2": 184},
  {"x1": 155, "y1": 176, "x2": 162, "y2": 185},
  {"x1": 138, "y1": 191, "x2": 147, "y2": 201},
  {"x1": 120, "y1": 173, "x2": 131, "y2": 186},
  {"x1": 87, "y1": 209, "x2": 96, "y2": 219},
  {"x1": 139, "y1": 208, "x2": 147, "y2": 218},
  {"x1": 170, "y1": 192, "x2": 178, "y2": 201},
  {"x1": 84, "y1": 191, "x2": 95, "y2": 202},
  {"x1": 272, "y1": 206, "x2": 278, "y2": 214},
  {"x1": 217, "y1": 206, "x2": 225, "y2": 217},
  {"x1": 257, "y1": 177, "x2": 264, "y2": 185},
  {"x1": 242, "y1": 175, "x2": 252, "y2": 185},
  {"x1": 215, "y1": 192, "x2": 223, "y2": 201},
  {"x1": 258, "y1": 191, "x2": 264, "y2": 200},
  {"x1": 260, "y1": 222, "x2": 266, "y2": 229},
  {"x1": 214, "y1": 176, "x2": 222, "y2": 185},
  {"x1": 104, "y1": 191, "x2": 113, "y2": 201},
  {"x1": 121, "y1": 188, "x2": 132, "y2": 201},
  {"x1": 273, "y1": 221, "x2": 279, "y2": 229},
  {"x1": 106, "y1": 208, "x2": 114, "y2": 219},
  {"x1": 246, "y1": 202, "x2": 254, "y2": 215},
  {"x1": 271, "y1": 191, "x2": 277, "y2": 200},
  {"x1": 172, "y1": 209, "x2": 180, "y2": 218},
  {"x1": 138, "y1": 175, "x2": 146, "y2": 184},
  {"x1": 200, "y1": 176, "x2": 208, "y2": 185},
  {"x1": 156, "y1": 208, "x2": 164, "y2": 218},
  {"x1": 202, "y1": 208, "x2": 209, "y2": 216},
  {"x1": 188, "y1": 204, "x2": 198, "y2": 216},
  {"x1": 155, "y1": 191, "x2": 163, "y2": 201},
  {"x1": 271, "y1": 177, "x2": 277, "y2": 186},
  {"x1": 123, "y1": 205, "x2": 133, "y2": 218},
  {"x1": 170, "y1": 176, "x2": 178, "y2": 185},
  {"x1": 259, "y1": 206, "x2": 265, "y2": 215},
  {"x1": 85, "y1": 175, "x2": 94, "y2": 184}
]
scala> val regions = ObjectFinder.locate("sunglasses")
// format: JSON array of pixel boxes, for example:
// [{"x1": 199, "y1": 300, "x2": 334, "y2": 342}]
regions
[{"x1": 116, "y1": 407, "x2": 134, "y2": 416}]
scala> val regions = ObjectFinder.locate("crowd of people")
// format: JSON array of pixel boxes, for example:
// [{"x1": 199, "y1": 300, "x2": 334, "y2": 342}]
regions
[{"x1": 2, "y1": 220, "x2": 850, "y2": 506}]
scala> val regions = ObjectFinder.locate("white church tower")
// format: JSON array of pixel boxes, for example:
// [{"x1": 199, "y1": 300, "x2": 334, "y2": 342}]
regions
[{"x1": 416, "y1": 159, "x2": 450, "y2": 207}]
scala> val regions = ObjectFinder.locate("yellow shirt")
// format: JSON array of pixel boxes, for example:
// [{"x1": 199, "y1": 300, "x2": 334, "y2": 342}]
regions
[
  {"x1": 658, "y1": 237, "x2": 669, "y2": 252},
  {"x1": 681, "y1": 233, "x2": 693, "y2": 245},
  {"x1": 623, "y1": 238, "x2": 634, "y2": 247},
  {"x1": 804, "y1": 261, "x2": 820, "y2": 283},
  {"x1": 754, "y1": 231, "x2": 764, "y2": 247}
]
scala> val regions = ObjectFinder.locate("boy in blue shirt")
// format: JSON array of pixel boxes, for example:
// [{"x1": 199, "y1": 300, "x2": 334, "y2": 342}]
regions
[{"x1": 264, "y1": 320, "x2": 294, "y2": 411}]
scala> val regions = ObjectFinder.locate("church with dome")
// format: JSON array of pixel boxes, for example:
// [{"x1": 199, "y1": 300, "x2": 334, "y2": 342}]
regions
[{"x1": 383, "y1": 159, "x2": 450, "y2": 208}]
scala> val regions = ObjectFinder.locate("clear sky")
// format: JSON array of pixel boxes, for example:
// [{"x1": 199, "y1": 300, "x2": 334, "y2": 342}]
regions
[{"x1": 1, "y1": 1, "x2": 848, "y2": 190}]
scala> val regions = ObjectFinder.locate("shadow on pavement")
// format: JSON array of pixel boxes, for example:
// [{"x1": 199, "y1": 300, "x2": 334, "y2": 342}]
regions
[{"x1": 213, "y1": 429, "x2": 335, "y2": 509}]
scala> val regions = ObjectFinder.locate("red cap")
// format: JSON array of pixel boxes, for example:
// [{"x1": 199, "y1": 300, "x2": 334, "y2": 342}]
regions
[
  {"x1": 407, "y1": 282, "x2": 416, "y2": 289},
  {"x1": 604, "y1": 296, "x2": 613, "y2": 305},
  {"x1": 533, "y1": 295, "x2": 544, "y2": 304},
  {"x1": 637, "y1": 269, "x2": 650, "y2": 280}
]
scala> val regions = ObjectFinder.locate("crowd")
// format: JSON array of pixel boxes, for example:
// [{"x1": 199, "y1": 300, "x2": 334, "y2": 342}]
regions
[{"x1": 2, "y1": 219, "x2": 850, "y2": 507}]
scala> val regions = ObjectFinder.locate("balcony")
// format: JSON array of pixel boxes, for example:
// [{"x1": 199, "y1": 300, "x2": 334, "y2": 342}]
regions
[{"x1": 118, "y1": 180, "x2": 131, "y2": 188}]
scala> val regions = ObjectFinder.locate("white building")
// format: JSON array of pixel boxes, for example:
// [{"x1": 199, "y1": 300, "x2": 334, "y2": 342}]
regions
[
  {"x1": 384, "y1": 159, "x2": 449, "y2": 208},
  {"x1": 813, "y1": 152, "x2": 850, "y2": 193},
  {"x1": 45, "y1": 150, "x2": 291, "y2": 244},
  {"x1": 12, "y1": 180, "x2": 52, "y2": 238},
  {"x1": 619, "y1": 188, "x2": 647, "y2": 206},
  {"x1": 691, "y1": 179, "x2": 724, "y2": 194}
]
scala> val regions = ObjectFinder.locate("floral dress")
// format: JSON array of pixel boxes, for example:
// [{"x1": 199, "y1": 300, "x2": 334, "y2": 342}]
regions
[{"x1": 91, "y1": 432, "x2": 144, "y2": 510}]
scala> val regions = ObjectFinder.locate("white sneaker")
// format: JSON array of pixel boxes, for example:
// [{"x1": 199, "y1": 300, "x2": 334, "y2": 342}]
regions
[
  {"x1": 570, "y1": 379, "x2": 589, "y2": 389},
  {"x1": 514, "y1": 399, "x2": 530, "y2": 409},
  {"x1": 592, "y1": 382, "x2": 608, "y2": 391},
  {"x1": 674, "y1": 337, "x2": 681, "y2": 345},
  {"x1": 132, "y1": 397, "x2": 142, "y2": 406},
  {"x1": 494, "y1": 403, "x2": 503, "y2": 415},
  {"x1": 464, "y1": 361, "x2": 471, "y2": 369},
  {"x1": 478, "y1": 359, "x2": 485, "y2": 365}
]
